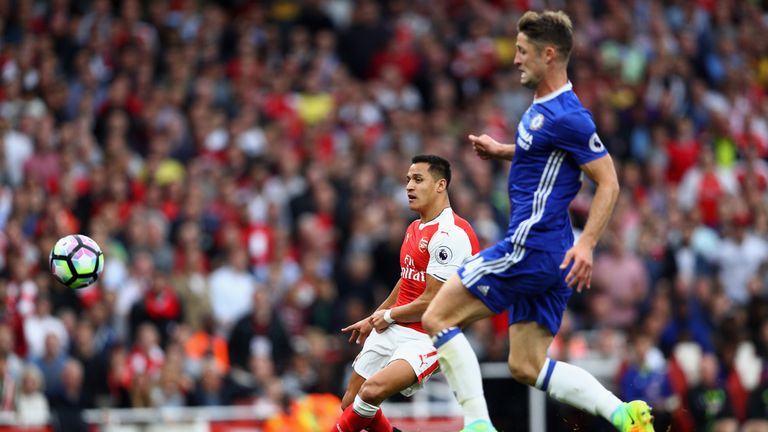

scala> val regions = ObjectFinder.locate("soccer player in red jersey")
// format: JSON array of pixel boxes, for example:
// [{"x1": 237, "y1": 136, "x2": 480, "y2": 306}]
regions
[{"x1": 331, "y1": 155, "x2": 480, "y2": 432}]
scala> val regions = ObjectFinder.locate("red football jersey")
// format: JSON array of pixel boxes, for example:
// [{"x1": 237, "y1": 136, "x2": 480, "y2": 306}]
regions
[{"x1": 396, "y1": 208, "x2": 480, "y2": 333}]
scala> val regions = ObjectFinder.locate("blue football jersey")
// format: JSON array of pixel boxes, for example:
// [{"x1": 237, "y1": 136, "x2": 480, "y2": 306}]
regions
[{"x1": 506, "y1": 82, "x2": 608, "y2": 252}]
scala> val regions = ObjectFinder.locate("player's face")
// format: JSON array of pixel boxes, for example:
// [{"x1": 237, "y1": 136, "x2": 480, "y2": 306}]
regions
[
  {"x1": 514, "y1": 32, "x2": 546, "y2": 89},
  {"x1": 406, "y1": 163, "x2": 440, "y2": 212}
]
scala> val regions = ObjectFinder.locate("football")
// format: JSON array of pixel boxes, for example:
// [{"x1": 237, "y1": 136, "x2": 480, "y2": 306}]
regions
[{"x1": 49, "y1": 234, "x2": 105, "y2": 289}]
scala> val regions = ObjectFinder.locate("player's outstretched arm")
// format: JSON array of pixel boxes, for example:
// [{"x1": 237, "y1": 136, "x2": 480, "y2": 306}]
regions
[
  {"x1": 341, "y1": 317, "x2": 374, "y2": 345},
  {"x1": 469, "y1": 134, "x2": 516, "y2": 161},
  {"x1": 342, "y1": 280, "x2": 401, "y2": 344},
  {"x1": 560, "y1": 154, "x2": 620, "y2": 292},
  {"x1": 370, "y1": 275, "x2": 442, "y2": 330}
]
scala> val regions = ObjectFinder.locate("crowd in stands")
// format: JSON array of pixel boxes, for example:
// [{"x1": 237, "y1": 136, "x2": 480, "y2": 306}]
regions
[{"x1": 0, "y1": 0, "x2": 767, "y2": 431}]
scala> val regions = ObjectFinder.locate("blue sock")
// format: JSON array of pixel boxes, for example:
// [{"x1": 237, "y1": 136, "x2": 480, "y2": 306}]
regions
[{"x1": 432, "y1": 326, "x2": 462, "y2": 348}]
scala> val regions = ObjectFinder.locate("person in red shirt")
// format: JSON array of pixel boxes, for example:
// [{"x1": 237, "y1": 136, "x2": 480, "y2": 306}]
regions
[
  {"x1": 331, "y1": 155, "x2": 480, "y2": 432},
  {"x1": 665, "y1": 117, "x2": 701, "y2": 185}
]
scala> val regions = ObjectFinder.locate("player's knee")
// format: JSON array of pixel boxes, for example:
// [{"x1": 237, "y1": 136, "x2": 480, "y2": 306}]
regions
[
  {"x1": 422, "y1": 306, "x2": 452, "y2": 336},
  {"x1": 421, "y1": 311, "x2": 440, "y2": 336},
  {"x1": 507, "y1": 356, "x2": 538, "y2": 386},
  {"x1": 358, "y1": 381, "x2": 386, "y2": 406}
]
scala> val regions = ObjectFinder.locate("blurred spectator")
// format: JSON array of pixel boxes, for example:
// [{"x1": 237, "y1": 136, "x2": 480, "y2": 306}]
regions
[
  {"x1": 0, "y1": 352, "x2": 15, "y2": 412},
  {"x1": 48, "y1": 360, "x2": 92, "y2": 432},
  {"x1": 0, "y1": 324, "x2": 23, "y2": 381},
  {"x1": 15, "y1": 365, "x2": 50, "y2": 427},
  {"x1": 46, "y1": 275, "x2": 83, "y2": 319},
  {"x1": 687, "y1": 354, "x2": 739, "y2": 432},
  {"x1": 106, "y1": 346, "x2": 131, "y2": 408},
  {"x1": 659, "y1": 290, "x2": 715, "y2": 356},
  {"x1": 223, "y1": 353, "x2": 279, "y2": 406},
  {"x1": 171, "y1": 243, "x2": 211, "y2": 332},
  {"x1": 665, "y1": 118, "x2": 701, "y2": 185},
  {"x1": 113, "y1": 251, "x2": 155, "y2": 341},
  {"x1": 711, "y1": 215, "x2": 768, "y2": 305},
  {"x1": 129, "y1": 273, "x2": 182, "y2": 347},
  {"x1": 5, "y1": 249, "x2": 38, "y2": 326},
  {"x1": 24, "y1": 295, "x2": 68, "y2": 359},
  {"x1": 678, "y1": 145, "x2": 738, "y2": 227},
  {"x1": 150, "y1": 364, "x2": 186, "y2": 408},
  {"x1": 187, "y1": 360, "x2": 225, "y2": 407},
  {"x1": 591, "y1": 230, "x2": 649, "y2": 328},
  {"x1": 338, "y1": 1, "x2": 390, "y2": 80},
  {"x1": 228, "y1": 288, "x2": 292, "y2": 373},
  {"x1": 31, "y1": 333, "x2": 69, "y2": 398},
  {"x1": 1, "y1": 117, "x2": 33, "y2": 187},
  {"x1": 69, "y1": 319, "x2": 109, "y2": 407},
  {"x1": 128, "y1": 372, "x2": 153, "y2": 409},
  {"x1": 618, "y1": 332, "x2": 673, "y2": 429},
  {"x1": 182, "y1": 315, "x2": 230, "y2": 377},
  {"x1": 208, "y1": 248, "x2": 256, "y2": 335},
  {"x1": 127, "y1": 323, "x2": 164, "y2": 379},
  {"x1": 744, "y1": 376, "x2": 768, "y2": 432},
  {"x1": 85, "y1": 300, "x2": 118, "y2": 358}
]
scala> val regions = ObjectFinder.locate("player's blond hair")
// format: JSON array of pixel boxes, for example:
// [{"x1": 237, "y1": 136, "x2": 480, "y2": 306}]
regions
[{"x1": 517, "y1": 10, "x2": 573, "y2": 61}]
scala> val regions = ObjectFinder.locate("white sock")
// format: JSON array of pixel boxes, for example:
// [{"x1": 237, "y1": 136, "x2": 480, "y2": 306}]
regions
[
  {"x1": 433, "y1": 327, "x2": 490, "y2": 425},
  {"x1": 536, "y1": 358, "x2": 622, "y2": 421},
  {"x1": 352, "y1": 394, "x2": 378, "y2": 417}
]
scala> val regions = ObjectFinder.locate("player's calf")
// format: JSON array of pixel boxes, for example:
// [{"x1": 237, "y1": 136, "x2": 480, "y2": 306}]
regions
[
  {"x1": 341, "y1": 389, "x2": 356, "y2": 411},
  {"x1": 507, "y1": 353, "x2": 543, "y2": 386},
  {"x1": 508, "y1": 321, "x2": 552, "y2": 386},
  {"x1": 342, "y1": 372, "x2": 367, "y2": 410},
  {"x1": 358, "y1": 380, "x2": 389, "y2": 406}
]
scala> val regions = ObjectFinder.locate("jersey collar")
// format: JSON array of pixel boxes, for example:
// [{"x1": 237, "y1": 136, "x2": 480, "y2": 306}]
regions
[
  {"x1": 533, "y1": 81, "x2": 573, "y2": 104},
  {"x1": 419, "y1": 207, "x2": 452, "y2": 229}
]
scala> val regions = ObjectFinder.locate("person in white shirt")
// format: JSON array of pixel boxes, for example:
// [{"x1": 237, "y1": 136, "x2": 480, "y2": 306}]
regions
[
  {"x1": 208, "y1": 248, "x2": 256, "y2": 334},
  {"x1": 16, "y1": 365, "x2": 50, "y2": 426},
  {"x1": 23, "y1": 296, "x2": 68, "y2": 360},
  {"x1": 712, "y1": 216, "x2": 768, "y2": 305}
]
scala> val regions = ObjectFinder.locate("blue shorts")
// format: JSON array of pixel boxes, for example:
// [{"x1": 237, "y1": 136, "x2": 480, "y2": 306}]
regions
[{"x1": 458, "y1": 241, "x2": 573, "y2": 335}]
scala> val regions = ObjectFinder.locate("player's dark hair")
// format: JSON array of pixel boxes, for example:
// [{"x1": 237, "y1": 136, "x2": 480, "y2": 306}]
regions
[
  {"x1": 518, "y1": 10, "x2": 573, "y2": 61},
  {"x1": 412, "y1": 155, "x2": 451, "y2": 186}
]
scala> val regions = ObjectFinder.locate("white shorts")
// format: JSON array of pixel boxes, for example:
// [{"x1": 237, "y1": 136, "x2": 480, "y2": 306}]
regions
[{"x1": 352, "y1": 324, "x2": 439, "y2": 397}]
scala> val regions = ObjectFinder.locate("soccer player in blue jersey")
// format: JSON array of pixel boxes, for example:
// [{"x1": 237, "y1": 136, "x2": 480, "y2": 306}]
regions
[{"x1": 422, "y1": 10, "x2": 655, "y2": 432}]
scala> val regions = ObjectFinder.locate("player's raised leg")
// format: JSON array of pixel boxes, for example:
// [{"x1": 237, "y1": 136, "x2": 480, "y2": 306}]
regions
[
  {"x1": 339, "y1": 373, "x2": 400, "y2": 431},
  {"x1": 335, "y1": 370, "x2": 379, "y2": 432},
  {"x1": 332, "y1": 360, "x2": 417, "y2": 432},
  {"x1": 422, "y1": 273, "x2": 495, "y2": 432},
  {"x1": 508, "y1": 321, "x2": 653, "y2": 432},
  {"x1": 341, "y1": 371, "x2": 366, "y2": 410}
]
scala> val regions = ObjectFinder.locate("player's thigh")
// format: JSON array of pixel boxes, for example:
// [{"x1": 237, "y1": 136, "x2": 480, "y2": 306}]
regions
[
  {"x1": 423, "y1": 272, "x2": 493, "y2": 332},
  {"x1": 501, "y1": 249, "x2": 572, "y2": 343},
  {"x1": 446, "y1": 241, "x2": 552, "y2": 328},
  {"x1": 351, "y1": 327, "x2": 396, "y2": 387},
  {"x1": 360, "y1": 326, "x2": 439, "y2": 402},
  {"x1": 507, "y1": 321, "x2": 554, "y2": 385},
  {"x1": 358, "y1": 359, "x2": 417, "y2": 404},
  {"x1": 341, "y1": 370, "x2": 366, "y2": 410}
]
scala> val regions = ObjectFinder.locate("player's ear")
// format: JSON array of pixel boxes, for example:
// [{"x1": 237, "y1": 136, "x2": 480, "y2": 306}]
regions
[
  {"x1": 544, "y1": 46, "x2": 557, "y2": 63},
  {"x1": 436, "y1": 178, "x2": 447, "y2": 193}
]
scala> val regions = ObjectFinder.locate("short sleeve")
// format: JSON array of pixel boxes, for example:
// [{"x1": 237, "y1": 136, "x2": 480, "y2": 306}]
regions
[
  {"x1": 426, "y1": 227, "x2": 474, "y2": 282},
  {"x1": 552, "y1": 109, "x2": 608, "y2": 165}
]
